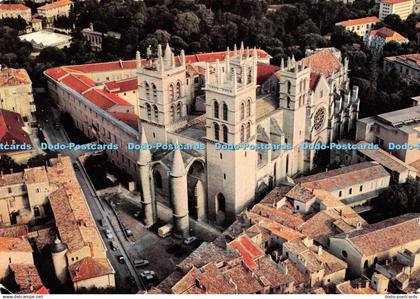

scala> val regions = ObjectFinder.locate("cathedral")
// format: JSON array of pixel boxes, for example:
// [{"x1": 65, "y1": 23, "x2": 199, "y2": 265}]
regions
[{"x1": 134, "y1": 43, "x2": 360, "y2": 235}]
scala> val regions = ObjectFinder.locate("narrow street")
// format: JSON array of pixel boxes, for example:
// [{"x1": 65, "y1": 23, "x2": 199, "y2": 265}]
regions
[{"x1": 36, "y1": 95, "x2": 143, "y2": 292}]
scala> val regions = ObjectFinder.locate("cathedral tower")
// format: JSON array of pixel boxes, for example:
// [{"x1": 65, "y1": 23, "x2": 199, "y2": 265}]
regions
[
  {"x1": 137, "y1": 44, "x2": 187, "y2": 144},
  {"x1": 205, "y1": 44, "x2": 258, "y2": 226},
  {"x1": 279, "y1": 57, "x2": 311, "y2": 176}
]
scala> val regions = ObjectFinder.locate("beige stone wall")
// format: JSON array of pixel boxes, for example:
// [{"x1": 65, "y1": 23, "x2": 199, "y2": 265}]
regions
[
  {"x1": 0, "y1": 83, "x2": 35, "y2": 123},
  {"x1": 0, "y1": 9, "x2": 31, "y2": 22},
  {"x1": 73, "y1": 274, "x2": 116, "y2": 291},
  {"x1": 0, "y1": 251, "x2": 34, "y2": 279}
]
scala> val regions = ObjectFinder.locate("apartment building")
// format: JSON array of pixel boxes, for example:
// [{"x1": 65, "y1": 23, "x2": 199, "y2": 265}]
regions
[
  {"x1": 0, "y1": 4, "x2": 31, "y2": 22},
  {"x1": 379, "y1": 0, "x2": 414, "y2": 20},
  {"x1": 37, "y1": 0, "x2": 72, "y2": 23},
  {"x1": 383, "y1": 53, "x2": 420, "y2": 81},
  {"x1": 335, "y1": 16, "x2": 379, "y2": 37}
]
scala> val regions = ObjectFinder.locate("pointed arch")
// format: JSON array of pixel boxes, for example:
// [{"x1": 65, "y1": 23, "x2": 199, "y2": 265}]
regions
[
  {"x1": 153, "y1": 170, "x2": 163, "y2": 190},
  {"x1": 241, "y1": 102, "x2": 245, "y2": 120},
  {"x1": 177, "y1": 101, "x2": 182, "y2": 118},
  {"x1": 170, "y1": 105, "x2": 175, "y2": 121},
  {"x1": 145, "y1": 82, "x2": 150, "y2": 100},
  {"x1": 169, "y1": 84, "x2": 174, "y2": 101},
  {"x1": 247, "y1": 98, "x2": 251, "y2": 117},
  {"x1": 152, "y1": 83, "x2": 157, "y2": 101},
  {"x1": 214, "y1": 123, "x2": 220, "y2": 141},
  {"x1": 153, "y1": 105, "x2": 159, "y2": 121},
  {"x1": 222, "y1": 125, "x2": 228, "y2": 143},
  {"x1": 223, "y1": 103, "x2": 228, "y2": 121},
  {"x1": 176, "y1": 81, "x2": 181, "y2": 99},
  {"x1": 216, "y1": 193, "x2": 226, "y2": 212},
  {"x1": 246, "y1": 122, "x2": 251, "y2": 139},
  {"x1": 241, "y1": 125, "x2": 245, "y2": 142},
  {"x1": 146, "y1": 103, "x2": 152, "y2": 121},
  {"x1": 214, "y1": 100, "x2": 219, "y2": 119}
]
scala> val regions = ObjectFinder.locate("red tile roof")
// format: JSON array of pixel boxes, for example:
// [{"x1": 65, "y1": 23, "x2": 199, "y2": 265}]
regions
[
  {"x1": 0, "y1": 237, "x2": 32, "y2": 252},
  {"x1": 337, "y1": 16, "x2": 379, "y2": 27},
  {"x1": 105, "y1": 78, "x2": 138, "y2": 93},
  {"x1": 228, "y1": 234, "x2": 264, "y2": 268},
  {"x1": 381, "y1": 0, "x2": 412, "y2": 4},
  {"x1": 309, "y1": 73, "x2": 320, "y2": 90},
  {"x1": 0, "y1": 4, "x2": 30, "y2": 11},
  {"x1": 61, "y1": 74, "x2": 95, "y2": 93},
  {"x1": 69, "y1": 257, "x2": 114, "y2": 282},
  {"x1": 38, "y1": 0, "x2": 72, "y2": 10},
  {"x1": 33, "y1": 286, "x2": 49, "y2": 294},
  {"x1": 0, "y1": 68, "x2": 31, "y2": 87},
  {"x1": 302, "y1": 49, "x2": 342, "y2": 78},
  {"x1": 0, "y1": 109, "x2": 32, "y2": 151},
  {"x1": 370, "y1": 27, "x2": 408, "y2": 42},
  {"x1": 257, "y1": 63, "x2": 280, "y2": 85}
]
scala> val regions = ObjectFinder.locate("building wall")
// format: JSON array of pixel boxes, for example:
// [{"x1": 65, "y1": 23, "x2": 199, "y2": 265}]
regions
[
  {"x1": 338, "y1": 21, "x2": 377, "y2": 37},
  {"x1": 73, "y1": 274, "x2": 116, "y2": 291},
  {"x1": 38, "y1": 3, "x2": 72, "y2": 23},
  {"x1": 0, "y1": 251, "x2": 34, "y2": 279},
  {"x1": 383, "y1": 59, "x2": 420, "y2": 80},
  {"x1": 0, "y1": 83, "x2": 36, "y2": 124},
  {"x1": 379, "y1": 0, "x2": 414, "y2": 20},
  {"x1": 0, "y1": 9, "x2": 31, "y2": 22}
]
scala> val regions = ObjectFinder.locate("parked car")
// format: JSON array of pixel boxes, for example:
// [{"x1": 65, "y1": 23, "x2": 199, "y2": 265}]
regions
[
  {"x1": 133, "y1": 259, "x2": 149, "y2": 267},
  {"x1": 133, "y1": 211, "x2": 141, "y2": 218},
  {"x1": 104, "y1": 229, "x2": 113, "y2": 239},
  {"x1": 125, "y1": 229, "x2": 133, "y2": 237},
  {"x1": 140, "y1": 270, "x2": 155, "y2": 281},
  {"x1": 183, "y1": 236, "x2": 197, "y2": 245},
  {"x1": 110, "y1": 241, "x2": 118, "y2": 251},
  {"x1": 158, "y1": 224, "x2": 173, "y2": 238},
  {"x1": 97, "y1": 219, "x2": 104, "y2": 227},
  {"x1": 117, "y1": 255, "x2": 125, "y2": 264}
]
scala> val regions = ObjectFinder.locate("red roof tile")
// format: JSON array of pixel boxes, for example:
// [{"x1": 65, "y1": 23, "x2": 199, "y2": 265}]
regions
[
  {"x1": 302, "y1": 49, "x2": 342, "y2": 78},
  {"x1": 0, "y1": 4, "x2": 30, "y2": 11},
  {"x1": 61, "y1": 74, "x2": 95, "y2": 93},
  {"x1": 370, "y1": 27, "x2": 408, "y2": 42},
  {"x1": 105, "y1": 78, "x2": 138, "y2": 93},
  {"x1": 228, "y1": 235, "x2": 264, "y2": 268},
  {"x1": 38, "y1": 0, "x2": 72, "y2": 10},
  {"x1": 69, "y1": 257, "x2": 114, "y2": 282},
  {"x1": 0, "y1": 109, "x2": 32, "y2": 151},
  {"x1": 257, "y1": 63, "x2": 280, "y2": 85},
  {"x1": 337, "y1": 16, "x2": 379, "y2": 27}
]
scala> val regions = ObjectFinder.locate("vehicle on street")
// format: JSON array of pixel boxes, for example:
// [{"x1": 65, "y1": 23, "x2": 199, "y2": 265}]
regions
[
  {"x1": 110, "y1": 241, "x2": 118, "y2": 251},
  {"x1": 133, "y1": 211, "x2": 141, "y2": 218},
  {"x1": 117, "y1": 255, "x2": 125, "y2": 264},
  {"x1": 140, "y1": 270, "x2": 156, "y2": 281},
  {"x1": 104, "y1": 229, "x2": 113, "y2": 239},
  {"x1": 183, "y1": 236, "x2": 198, "y2": 245},
  {"x1": 158, "y1": 224, "x2": 173, "y2": 238},
  {"x1": 125, "y1": 229, "x2": 133, "y2": 237},
  {"x1": 133, "y1": 259, "x2": 149, "y2": 267}
]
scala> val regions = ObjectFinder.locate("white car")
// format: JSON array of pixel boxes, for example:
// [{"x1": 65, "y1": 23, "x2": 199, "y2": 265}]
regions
[
  {"x1": 183, "y1": 236, "x2": 197, "y2": 245},
  {"x1": 140, "y1": 270, "x2": 156, "y2": 281},
  {"x1": 104, "y1": 229, "x2": 113, "y2": 239}
]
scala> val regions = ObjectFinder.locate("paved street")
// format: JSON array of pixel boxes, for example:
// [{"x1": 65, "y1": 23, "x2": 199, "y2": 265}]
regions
[{"x1": 36, "y1": 95, "x2": 143, "y2": 292}]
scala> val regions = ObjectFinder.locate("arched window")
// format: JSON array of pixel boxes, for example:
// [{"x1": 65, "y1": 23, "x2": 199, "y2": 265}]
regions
[
  {"x1": 34, "y1": 206, "x2": 40, "y2": 218},
  {"x1": 152, "y1": 83, "x2": 157, "y2": 101},
  {"x1": 240, "y1": 125, "x2": 245, "y2": 142},
  {"x1": 177, "y1": 102, "x2": 182, "y2": 118},
  {"x1": 223, "y1": 103, "x2": 228, "y2": 121},
  {"x1": 146, "y1": 103, "x2": 152, "y2": 121},
  {"x1": 287, "y1": 96, "x2": 291, "y2": 108},
  {"x1": 299, "y1": 80, "x2": 303, "y2": 93},
  {"x1": 241, "y1": 102, "x2": 245, "y2": 120},
  {"x1": 287, "y1": 81, "x2": 291, "y2": 94},
  {"x1": 153, "y1": 105, "x2": 159, "y2": 121},
  {"x1": 304, "y1": 78, "x2": 307, "y2": 91},
  {"x1": 169, "y1": 84, "x2": 174, "y2": 101},
  {"x1": 247, "y1": 67, "x2": 252, "y2": 84},
  {"x1": 153, "y1": 170, "x2": 163, "y2": 190},
  {"x1": 247, "y1": 99, "x2": 251, "y2": 117},
  {"x1": 214, "y1": 101, "x2": 219, "y2": 118},
  {"x1": 246, "y1": 122, "x2": 251, "y2": 139},
  {"x1": 214, "y1": 123, "x2": 220, "y2": 141},
  {"x1": 176, "y1": 81, "x2": 181, "y2": 99},
  {"x1": 217, "y1": 193, "x2": 226, "y2": 212},
  {"x1": 286, "y1": 154, "x2": 289, "y2": 174},
  {"x1": 222, "y1": 125, "x2": 228, "y2": 143},
  {"x1": 170, "y1": 105, "x2": 175, "y2": 121},
  {"x1": 145, "y1": 82, "x2": 150, "y2": 100}
]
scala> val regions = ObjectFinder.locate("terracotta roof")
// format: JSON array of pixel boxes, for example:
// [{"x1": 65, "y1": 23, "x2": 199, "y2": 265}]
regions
[
  {"x1": 409, "y1": 159, "x2": 420, "y2": 176},
  {"x1": 0, "y1": 4, "x2": 30, "y2": 11},
  {"x1": 69, "y1": 257, "x2": 114, "y2": 282},
  {"x1": 335, "y1": 213, "x2": 420, "y2": 256},
  {"x1": 337, "y1": 16, "x2": 379, "y2": 27},
  {"x1": 9, "y1": 264, "x2": 44, "y2": 293},
  {"x1": 259, "y1": 186, "x2": 293, "y2": 206},
  {"x1": 249, "y1": 255, "x2": 294, "y2": 288},
  {"x1": 47, "y1": 156, "x2": 104, "y2": 253},
  {"x1": 60, "y1": 74, "x2": 95, "y2": 93},
  {"x1": 0, "y1": 68, "x2": 31, "y2": 87},
  {"x1": 0, "y1": 225, "x2": 28, "y2": 238},
  {"x1": 222, "y1": 263, "x2": 264, "y2": 293},
  {"x1": 105, "y1": 78, "x2": 138, "y2": 93},
  {"x1": 357, "y1": 141, "x2": 417, "y2": 174},
  {"x1": 370, "y1": 27, "x2": 408, "y2": 43},
  {"x1": 83, "y1": 88, "x2": 131, "y2": 110},
  {"x1": 38, "y1": 0, "x2": 72, "y2": 10},
  {"x1": 286, "y1": 184, "x2": 317, "y2": 203},
  {"x1": 257, "y1": 63, "x2": 280, "y2": 85},
  {"x1": 33, "y1": 286, "x2": 49, "y2": 294},
  {"x1": 302, "y1": 49, "x2": 342, "y2": 78},
  {"x1": 381, "y1": 0, "x2": 412, "y2": 4},
  {"x1": 296, "y1": 161, "x2": 390, "y2": 192},
  {"x1": 248, "y1": 203, "x2": 305, "y2": 230},
  {"x1": 309, "y1": 73, "x2": 320, "y2": 90},
  {"x1": 0, "y1": 109, "x2": 32, "y2": 151},
  {"x1": 31, "y1": 18, "x2": 42, "y2": 23},
  {"x1": 384, "y1": 53, "x2": 420, "y2": 65},
  {"x1": 336, "y1": 280, "x2": 376, "y2": 294},
  {"x1": 0, "y1": 237, "x2": 32, "y2": 252},
  {"x1": 228, "y1": 234, "x2": 265, "y2": 268}
]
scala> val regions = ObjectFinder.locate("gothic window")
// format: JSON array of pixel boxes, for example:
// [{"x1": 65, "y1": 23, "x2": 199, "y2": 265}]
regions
[
  {"x1": 287, "y1": 81, "x2": 291, "y2": 94},
  {"x1": 299, "y1": 80, "x2": 303, "y2": 93},
  {"x1": 145, "y1": 82, "x2": 150, "y2": 100},
  {"x1": 246, "y1": 122, "x2": 251, "y2": 139},
  {"x1": 146, "y1": 103, "x2": 152, "y2": 120},
  {"x1": 153, "y1": 105, "x2": 159, "y2": 122},
  {"x1": 170, "y1": 105, "x2": 175, "y2": 121},
  {"x1": 153, "y1": 170, "x2": 163, "y2": 190},
  {"x1": 287, "y1": 96, "x2": 291, "y2": 109},
  {"x1": 217, "y1": 193, "x2": 226, "y2": 212},
  {"x1": 34, "y1": 206, "x2": 40, "y2": 218},
  {"x1": 152, "y1": 83, "x2": 157, "y2": 101},
  {"x1": 214, "y1": 101, "x2": 219, "y2": 118},
  {"x1": 222, "y1": 125, "x2": 228, "y2": 143},
  {"x1": 241, "y1": 125, "x2": 245, "y2": 142},
  {"x1": 177, "y1": 102, "x2": 182, "y2": 118},
  {"x1": 247, "y1": 99, "x2": 251, "y2": 117},
  {"x1": 314, "y1": 107, "x2": 326, "y2": 131},
  {"x1": 223, "y1": 103, "x2": 228, "y2": 121},
  {"x1": 241, "y1": 102, "x2": 245, "y2": 120},
  {"x1": 286, "y1": 154, "x2": 289, "y2": 174},
  {"x1": 176, "y1": 81, "x2": 181, "y2": 99},
  {"x1": 169, "y1": 84, "x2": 174, "y2": 101},
  {"x1": 304, "y1": 78, "x2": 307, "y2": 90},
  {"x1": 214, "y1": 123, "x2": 220, "y2": 141},
  {"x1": 248, "y1": 67, "x2": 252, "y2": 83}
]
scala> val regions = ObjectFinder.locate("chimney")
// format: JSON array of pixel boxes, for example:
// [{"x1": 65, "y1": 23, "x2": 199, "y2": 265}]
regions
[
  {"x1": 365, "y1": 281, "x2": 370, "y2": 288},
  {"x1": 318, "y1": 246, "x2": 323, "y2": 256},
  {"x1": 9, "y1": 168, "x2": 13, "y2": 174}
]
